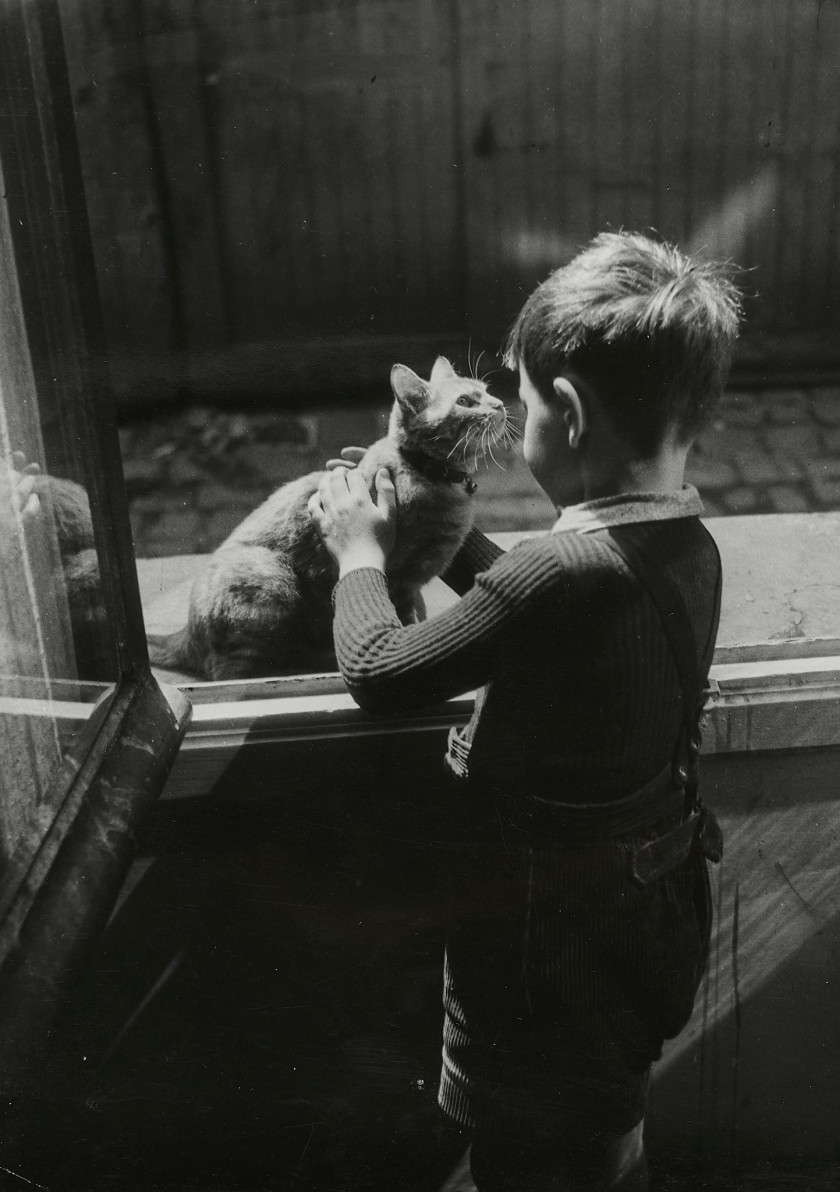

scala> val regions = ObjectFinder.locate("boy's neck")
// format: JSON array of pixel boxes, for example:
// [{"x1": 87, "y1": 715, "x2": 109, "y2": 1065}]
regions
[{"x1": 575, "y1": 438, "x2": 690, "y2": 505}]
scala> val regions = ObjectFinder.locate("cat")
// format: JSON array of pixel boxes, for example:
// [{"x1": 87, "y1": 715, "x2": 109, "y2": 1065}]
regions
[
  {"x1": 147, "y1": 357, "x2": 509, "y2": 680},
  {"x1": 0, "y1": 456, "x2": 108, "y2": 681}
]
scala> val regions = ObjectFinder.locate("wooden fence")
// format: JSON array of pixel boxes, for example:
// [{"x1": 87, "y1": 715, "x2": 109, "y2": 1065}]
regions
[{"x1": 56, "y1": 0, "x2": 840, "y2": 407}]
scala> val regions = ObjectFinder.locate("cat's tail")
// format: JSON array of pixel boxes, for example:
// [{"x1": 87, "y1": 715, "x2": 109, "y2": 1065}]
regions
[{"x1": 147, "y1": 626, "x2": 198, "y2": 675}]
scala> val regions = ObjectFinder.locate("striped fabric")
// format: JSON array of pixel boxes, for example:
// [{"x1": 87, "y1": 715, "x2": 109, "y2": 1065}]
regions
[
  {"x1": 331, "y1": 495, "x2": 721, "y2": 1139},
  {"x1": 333, "y1": 513, "x2": 720, "y2": 807}
]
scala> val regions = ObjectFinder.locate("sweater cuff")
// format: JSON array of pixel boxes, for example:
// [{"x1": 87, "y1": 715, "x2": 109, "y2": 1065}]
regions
[
  {"x1": 331, "y1": 566, "x2": 390, "y2": 610},
  {"x1": 441, "y1": 527, "x2": 506, "y2": 595}
]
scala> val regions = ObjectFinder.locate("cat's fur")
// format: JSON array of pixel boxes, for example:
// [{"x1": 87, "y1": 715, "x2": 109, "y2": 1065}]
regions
[{"x1": 148, "y1": 357, "x2": 507, "y2": 679}]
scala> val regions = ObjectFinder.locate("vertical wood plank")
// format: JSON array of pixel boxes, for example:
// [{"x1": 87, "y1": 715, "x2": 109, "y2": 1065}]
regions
[
  {"x1": 652, "y1": 0, "x2": 694, "y2": 244},
  {"x1": 57, "y1": 0, "x2": 840, "y2": 377},
  {"x1": 141, "y1": 0, "x2": 229, "y2": 351},
  {"x1": 58, "y1": 0, "x2": 180, "y2": 401},
  {"x1": 196, "y1": 0, "x2": 461, "y2": 342},
  {"x1": 743, "y1": 0, "x2": 788, "y2": 315},
  {"x1": 782, "y1": 0, "x2": 838, "y2": 324},
  {"x1": 590, "y1": 0, "x2": 652, "y2": 238},
  {"x1": 821, "y1": 2, "x2": 840, "y2": 321}
]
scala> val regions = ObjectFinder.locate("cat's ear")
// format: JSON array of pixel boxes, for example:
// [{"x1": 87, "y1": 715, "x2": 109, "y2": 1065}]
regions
[
  {"x1": 430, "y1": 356, "x2": 457, "y2": 386},
  {"x1": 391, "y1": 364, "x2": 430, "y2": 414}
]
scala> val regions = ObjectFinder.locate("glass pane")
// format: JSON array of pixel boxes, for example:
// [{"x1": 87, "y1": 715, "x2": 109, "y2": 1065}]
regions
[
  {"x1": 54, "y1": 0, "x2": 840, "y2": 685},
  {"x1": 0, "y1": 176, "x2": 116, "y2": 861}
]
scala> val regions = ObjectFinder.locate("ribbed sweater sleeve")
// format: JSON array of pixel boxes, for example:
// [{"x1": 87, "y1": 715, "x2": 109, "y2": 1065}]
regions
[
  {"x1": 440, "y1": 527, "x2": 507, "y2": 595},
  {"x1": 332, "y1": 539, "x2": 567, "y2": 714}
]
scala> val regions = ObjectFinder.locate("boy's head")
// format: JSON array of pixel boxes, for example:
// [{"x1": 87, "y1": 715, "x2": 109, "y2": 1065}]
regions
[{"x1": 503, "y1": 231, "x2": 743, "y2": 457}]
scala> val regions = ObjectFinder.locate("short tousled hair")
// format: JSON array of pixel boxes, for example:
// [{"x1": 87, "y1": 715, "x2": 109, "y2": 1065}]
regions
[{"x1": 503, "y1": 231, "x2": 743, "y2": 455}]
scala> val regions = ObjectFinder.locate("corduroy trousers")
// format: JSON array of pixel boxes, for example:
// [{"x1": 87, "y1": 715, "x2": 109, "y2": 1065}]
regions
[{"x1": 437, "y1": 813, "x2": 713, "y2": 1190}]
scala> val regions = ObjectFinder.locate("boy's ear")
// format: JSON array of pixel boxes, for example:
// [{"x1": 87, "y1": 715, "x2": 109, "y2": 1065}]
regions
[
  {"x1": 430, "y1": 356, "x2": 457, "y2": 386},
  {"x1": 391, "y1": 363, "x2": 430, "y2": 414},
  {"x1": 552, "y1": 377, "x2": 587, "y2": 448}
]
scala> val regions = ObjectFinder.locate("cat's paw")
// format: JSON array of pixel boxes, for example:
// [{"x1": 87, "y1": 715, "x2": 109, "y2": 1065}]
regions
[{"x1": 2, "y1": 451, "x2": 42, "y2": 523}]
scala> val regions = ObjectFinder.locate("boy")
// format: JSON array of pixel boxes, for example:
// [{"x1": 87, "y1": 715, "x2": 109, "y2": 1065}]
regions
[{"x1": 308, "y1": 231, "x2": 741, "y2": 1190}]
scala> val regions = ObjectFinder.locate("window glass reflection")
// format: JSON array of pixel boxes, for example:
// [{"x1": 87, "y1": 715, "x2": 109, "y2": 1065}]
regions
[{"x1": 0, "y1": 193, "x2": 115, "y2": 860}]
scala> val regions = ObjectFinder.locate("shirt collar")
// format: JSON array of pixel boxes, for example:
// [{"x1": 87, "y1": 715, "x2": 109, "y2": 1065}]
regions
[{"x1": 551, "y1": 484, "x2": 704, "y2": 535}]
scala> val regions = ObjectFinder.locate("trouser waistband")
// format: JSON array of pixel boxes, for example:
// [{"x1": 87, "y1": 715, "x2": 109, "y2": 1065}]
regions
[{"x1": 469, "y1": 764, "x2": 684, "y2": 846}]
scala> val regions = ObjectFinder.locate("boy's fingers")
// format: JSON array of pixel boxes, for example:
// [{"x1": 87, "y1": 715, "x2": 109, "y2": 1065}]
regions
[
  {"x1": 315, "y1": 472, "x2": 333, "y2": 515},
  {"x1": 333, "y1": 466, "x2": 353, "y2": 496},
  {"x1": 319, "y1": 465, "x2": 349, "y2": 512},
  {"x1": 346, "y1": 467, "x2": 370, "y2": 499},
  {"x1": 325, "y1": 446, "x2": 365, "y2": 471},
  {"x1": 307, "y1": 489, "x2": 325, "y2": 527},
  {"x1": 10, "y1": 452, "x2": 39, "y2": 476},
  {"x1": 375, "y1": 468, "x2": 396, "y2": 517},
  {"x1": 17, "y1": 475, "x2": 36, "y2": 504}
]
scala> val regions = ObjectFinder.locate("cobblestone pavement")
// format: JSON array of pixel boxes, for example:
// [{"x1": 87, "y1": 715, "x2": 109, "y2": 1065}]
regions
[{"x1": 119, "y1": 386, "x2": 840, "y2": 558}]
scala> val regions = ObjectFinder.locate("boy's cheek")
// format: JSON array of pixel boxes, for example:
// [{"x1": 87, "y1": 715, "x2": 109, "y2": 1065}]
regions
[{"x1": 524, "y1": 412, "x2": 564, "y2": 470}]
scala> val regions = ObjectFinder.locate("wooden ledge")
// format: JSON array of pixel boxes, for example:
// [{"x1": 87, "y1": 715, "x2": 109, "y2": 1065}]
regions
[
  {"x1": 138, "y1": 513, "x2": 840, "y2": 676},
  {"x1": 133, "y1": 513, "x2": 840, "y2": 780}
]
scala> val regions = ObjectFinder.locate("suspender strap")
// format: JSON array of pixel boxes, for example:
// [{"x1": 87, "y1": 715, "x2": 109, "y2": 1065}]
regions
[
  {"x1": 593, "y1": 525, "x2": 724, "y2": 870},
  {"x1": 448, "y1": 522, "x2": 724, "y2": 867},
  {"x1": 595, "y1": 527, "x2": 703, "y2": 736},
  {"x1": 593, "y1": 526, "x2": 709, "y2": 811}
]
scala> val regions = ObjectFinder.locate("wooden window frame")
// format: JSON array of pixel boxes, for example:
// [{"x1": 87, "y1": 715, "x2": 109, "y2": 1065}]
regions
[{"x1": 0, "y1": 0, "x2": 190, "y2": 1088}]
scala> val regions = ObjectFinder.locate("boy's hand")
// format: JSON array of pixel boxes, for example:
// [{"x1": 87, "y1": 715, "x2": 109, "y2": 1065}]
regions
[{"x1": 309, "y1": 465, "x2": 397, "y2": 577}]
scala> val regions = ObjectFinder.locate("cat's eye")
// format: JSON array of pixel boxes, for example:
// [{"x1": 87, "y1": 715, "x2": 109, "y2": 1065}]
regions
[{"x1": 456, "y1": 394, "x2": 481, "y2": 407}]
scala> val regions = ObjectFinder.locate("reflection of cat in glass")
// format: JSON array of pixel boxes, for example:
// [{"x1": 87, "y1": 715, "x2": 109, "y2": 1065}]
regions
[
  {"x1": 148, "y1": 358, "x2": 511, "y2": 679},
  {"x1": 0, "y1": 452, "x2": 105, "y2": 680}
]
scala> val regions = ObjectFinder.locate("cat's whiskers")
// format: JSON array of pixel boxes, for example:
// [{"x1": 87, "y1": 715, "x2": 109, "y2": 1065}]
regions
[
  {"x1": 478, "y1": 424, "x2": 489, "y2": 470},
  {"x1": 447, "y1": 429, "x2": 472, "y2": 461},
  {"x1": 473, "y1": 424, "x2": 487, "y2": 473},
  {"x1": 469, "y1": 421, "x2": 488, "y2": 472},
  {"x1": 444, "y1": 405, "x2": 511, "y2": 473},
  {"x1": 466, "y1": 425, "x2": 481, "y2": 471},
  {"x1": 501, "y1": 419, "x2": 523, "y2": 446},
  {"x1": 486, "y1": 428, "x2": 505, "y2": 472}
]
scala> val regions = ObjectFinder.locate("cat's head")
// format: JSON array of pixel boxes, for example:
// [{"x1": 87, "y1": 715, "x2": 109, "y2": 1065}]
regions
[{"x1": 388, "y1": 356, "x2": 508, "y2": 465}]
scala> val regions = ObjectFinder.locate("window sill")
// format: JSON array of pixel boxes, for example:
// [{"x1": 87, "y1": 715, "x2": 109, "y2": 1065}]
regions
[{"x1": 135, "y1": 512, "x2": 840, "y2": 792}]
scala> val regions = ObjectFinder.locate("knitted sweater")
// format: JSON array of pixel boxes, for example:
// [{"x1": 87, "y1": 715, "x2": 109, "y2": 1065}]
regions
[{"x1": 331, "y1": 488, "x2": 721, "y2": 805}]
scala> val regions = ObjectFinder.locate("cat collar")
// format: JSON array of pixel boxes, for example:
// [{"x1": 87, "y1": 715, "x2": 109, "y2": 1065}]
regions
[{"x1": 399, "y1": 447, "x2": 478, "y2": 494}]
